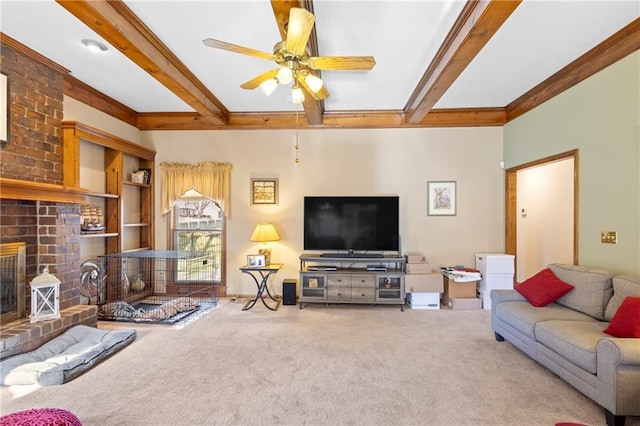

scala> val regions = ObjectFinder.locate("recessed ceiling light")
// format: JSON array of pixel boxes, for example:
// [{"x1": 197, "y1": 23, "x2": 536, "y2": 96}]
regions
[{"x1": 81, "y1": 39, "x2": 108, "y2": 52}]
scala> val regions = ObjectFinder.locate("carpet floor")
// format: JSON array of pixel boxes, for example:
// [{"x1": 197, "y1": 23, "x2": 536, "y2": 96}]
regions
[{"x1": 1, "y1": 299, "x2": 638, "y2": 426}]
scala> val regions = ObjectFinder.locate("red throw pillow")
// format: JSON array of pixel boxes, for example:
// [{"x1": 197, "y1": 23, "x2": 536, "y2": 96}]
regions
[
  {"x1": 604, "y1": 297, "x2": 640, "y2": 338},
  {"x1": 515, "y1": 268, "x2": 574, "y2": 307}
]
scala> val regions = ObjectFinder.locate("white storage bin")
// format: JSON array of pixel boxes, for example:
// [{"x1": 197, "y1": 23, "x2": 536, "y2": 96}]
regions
[
  {"x1": 478, "y1": 274, "x2": 514, "y2": 292},
  {"x1": 477, "y1": 289, "x2": 491, "y2": 310},
  {"x1": 475, "y1": 253, "x2": 515, "y2": 274},
  {"x1": 407, "y1": 292, "x2": 440, "y2": 310}
]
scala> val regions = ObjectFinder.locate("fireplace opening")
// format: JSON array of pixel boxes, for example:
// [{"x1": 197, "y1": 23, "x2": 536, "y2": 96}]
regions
[{"x1": 0, "y1": 242, "x2": 27, "y2": 324}]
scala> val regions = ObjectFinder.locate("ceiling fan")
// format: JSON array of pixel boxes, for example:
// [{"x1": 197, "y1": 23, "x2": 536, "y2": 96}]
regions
[{"x1": 203, "y1": 7, "x2": 376, "y2": 104}]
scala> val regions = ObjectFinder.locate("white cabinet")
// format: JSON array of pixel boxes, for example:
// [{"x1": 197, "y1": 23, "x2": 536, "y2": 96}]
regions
[{"x1": 475, "y1": 253, "x2": 515, "y2": 309}]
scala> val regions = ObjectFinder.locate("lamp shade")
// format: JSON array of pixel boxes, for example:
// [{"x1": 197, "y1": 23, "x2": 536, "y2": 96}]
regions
[{"x1": 250, "y1": 222, "x2": 280, "y2": 242}]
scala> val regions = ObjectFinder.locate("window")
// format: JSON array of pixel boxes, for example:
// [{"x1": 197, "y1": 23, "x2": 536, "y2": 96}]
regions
[{"x1": 171, "y1": 198, "x2": 224, "y2": 283}]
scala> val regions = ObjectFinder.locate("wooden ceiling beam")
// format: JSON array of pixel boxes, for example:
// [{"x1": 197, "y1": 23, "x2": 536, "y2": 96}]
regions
[
  {"x1": 136, "y1": 108, "x2": 505, "y2": 130},
  {"x1": 56, "y1": 0, "x2": 229, "y2": 125},
  {"x1": 64, "y1": 75, "x2": 138, "y2": 127},
  {"x1": 271, "y1": 0, "x2": 324, "y2": 125},
  {"x1": 404, "y1": 0, "x2": 521, "y2": 124},
  {"x1": 506, "y1": 18, "x2": 640, "y2": 122}
]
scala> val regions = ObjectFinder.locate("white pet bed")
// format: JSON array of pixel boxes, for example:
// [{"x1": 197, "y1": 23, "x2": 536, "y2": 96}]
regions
[{"x1": 0, "y1": 325, "x2": 136, "y2": 386}]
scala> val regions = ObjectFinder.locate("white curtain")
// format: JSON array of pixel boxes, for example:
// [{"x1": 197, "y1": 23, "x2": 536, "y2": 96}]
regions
[{"x1": 160, "y1": 162, "x2": 232, "y2": 217}]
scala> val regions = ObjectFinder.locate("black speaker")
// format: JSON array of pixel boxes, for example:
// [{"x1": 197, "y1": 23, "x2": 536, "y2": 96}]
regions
[{"x1": 282, "y1": 279, "x2": 297, "y2": 305}]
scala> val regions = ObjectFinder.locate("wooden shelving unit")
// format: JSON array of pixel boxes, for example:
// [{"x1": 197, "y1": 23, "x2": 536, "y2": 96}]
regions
[{"x1": 62, "y1": 121, "x2": 156, "y2": 255}]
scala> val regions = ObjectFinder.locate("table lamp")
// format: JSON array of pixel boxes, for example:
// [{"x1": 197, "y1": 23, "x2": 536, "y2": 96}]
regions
[{"x1": 250, "y1": 222, "x2": 280, "y2": 265}]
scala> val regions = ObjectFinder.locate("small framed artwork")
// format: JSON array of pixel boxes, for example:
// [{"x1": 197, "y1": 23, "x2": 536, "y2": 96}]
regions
[
  {"x1": 251, "y1": 178, "x2": 278, "y2": 205},
  {"x1": 247, "y1": 254, "x2": 266, "y2": 268},
  {"x1": 1, "y1": 72, "x2": 8, "y2": 144},
  {"x1": 427, "y1": 181, "x2": 457, "y2": 216}
]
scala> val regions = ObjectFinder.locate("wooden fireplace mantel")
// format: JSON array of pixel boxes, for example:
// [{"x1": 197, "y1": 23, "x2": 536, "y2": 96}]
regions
[{"x1": 0, "y1": 177, "x2": 89, "y2": 204}]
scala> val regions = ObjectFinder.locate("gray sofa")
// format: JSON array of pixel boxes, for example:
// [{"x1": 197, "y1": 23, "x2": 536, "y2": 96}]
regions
[{"x1": 491, "y1": 263, "x2": 640, "y2": 426}]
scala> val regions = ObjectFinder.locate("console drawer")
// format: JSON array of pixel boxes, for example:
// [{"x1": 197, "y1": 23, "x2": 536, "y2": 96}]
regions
[
  {"x1": 351, "y1": 274, "x2": 375, "y2": 288},
  {"x1": 351, "y1": 287, "x2": 375, "y2": 301},
  {"x1": 328, "y1": 287, "x2": 352, "y2": 301},
  {"x1": 328, "y1": 274, "x2": 351, "y2": 287}
]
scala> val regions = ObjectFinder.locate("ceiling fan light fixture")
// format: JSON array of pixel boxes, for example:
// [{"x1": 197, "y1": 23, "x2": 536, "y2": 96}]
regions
[
  {"x1": 304, "y1": 74, "x2": 323, "y2": 93},
  {"x1": 291, "y1": 85, "x2": 305, "y2": 104},
  {"x1": 259, "y1": 78, "x2": 278, "y2": 96},
  {"x1": 277, "y1": 66, "x2": 293, "y2": 85}
]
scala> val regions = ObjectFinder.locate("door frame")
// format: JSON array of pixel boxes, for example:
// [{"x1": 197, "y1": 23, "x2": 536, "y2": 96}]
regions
[{"x1": 505, "y1": 149, "x2": 579, "y2": 280}]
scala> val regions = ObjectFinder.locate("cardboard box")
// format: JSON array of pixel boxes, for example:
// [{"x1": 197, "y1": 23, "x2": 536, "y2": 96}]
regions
[
  {"x1": 407, "y1": 292, "x2": 440, "y2": 310},
  {"x1": 443, "y1": 276, "x2": 477, "y2": 299},
  {"x1": 444, "y1": 296, "x2": 482, "y2": 310},
  {"x1": 404, "y1": 252, "x2": 425, "y2": 263},
  {"x1": 404, "y1": 273, "x2": 443, "y2": 293},
  {"x1": 405, "y1": 263, "x2": 432, "y2": 274}
]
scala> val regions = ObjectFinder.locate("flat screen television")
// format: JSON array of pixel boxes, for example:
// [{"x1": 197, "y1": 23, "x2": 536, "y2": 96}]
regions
[{"x1": 303, "y1": 196, "x2": 400, "y2": 254}]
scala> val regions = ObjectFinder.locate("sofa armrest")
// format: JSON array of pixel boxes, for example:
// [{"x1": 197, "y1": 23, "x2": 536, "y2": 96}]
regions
[
  {"x1": 598, "y1": 338, "x2": 640, "y2": 366},
  {"x1": 490, "y1": 289, "x2": 526, "y2": 306},
  {"x1": 596, "y1": 338, "x2": 640, "y2": 415}
]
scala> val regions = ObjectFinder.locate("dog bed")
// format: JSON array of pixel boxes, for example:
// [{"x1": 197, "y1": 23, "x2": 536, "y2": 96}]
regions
[{"x1": 0, "y1": 325, "x2": 136, "y2": 386}]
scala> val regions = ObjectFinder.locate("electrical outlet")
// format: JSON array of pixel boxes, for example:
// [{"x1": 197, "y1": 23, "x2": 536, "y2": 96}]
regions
[{"x1": 601, "y1": 231, "x2": 617, "y2": 244}]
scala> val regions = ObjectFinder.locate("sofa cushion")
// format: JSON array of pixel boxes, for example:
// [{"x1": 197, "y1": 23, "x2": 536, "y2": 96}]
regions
[
  {"x1": 549, "y1": 264, "x2": 613, "y2": 320},
  {"x1": 535, "y1": 320, "x2": 609, "y2": 374},
  {"x1": 605, "y1": 275, "x2": 640, "y2": 321},
  {"x1": 495, "y1": 301, "x2": 597, "y2": 340},
  {"x1": 515, "y1": 268, "x2": 574, "y2": 307},
  {"x1": 604, "y1": 297, "x2": 640, "y2": 338}
]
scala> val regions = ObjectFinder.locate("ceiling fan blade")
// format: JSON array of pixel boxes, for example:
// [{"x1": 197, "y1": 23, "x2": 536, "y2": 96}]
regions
[
  {"x1": 203, "y1": 38, "x2": 273, "y2": 61},
  {"x1": 240, "y1": 69, "x2": 280, "y2": 90},
  {"x1": 308, "y1": 56, "x2": 376, "y2": 71},
  {"x1": 295, "y1": 74, "x2": 329, "y2": 100},
  {"x1": 286, "y1": 8, "x2": 315, "y2": 55}
]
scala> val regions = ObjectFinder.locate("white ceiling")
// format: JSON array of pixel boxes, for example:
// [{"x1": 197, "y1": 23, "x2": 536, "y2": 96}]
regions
[{"x1": 1, "y1": 0, "x2": 638, "y2": 116}]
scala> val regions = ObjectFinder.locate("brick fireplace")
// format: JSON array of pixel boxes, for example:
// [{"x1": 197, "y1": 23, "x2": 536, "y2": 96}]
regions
[{"x1": 0, "y1": 37, "x2": 98, "y2": 359}]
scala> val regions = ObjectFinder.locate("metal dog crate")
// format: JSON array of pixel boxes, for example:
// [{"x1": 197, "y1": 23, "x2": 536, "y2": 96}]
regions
[{"x1": 97, "y1": 250, "x2": 217, "y2": 323}]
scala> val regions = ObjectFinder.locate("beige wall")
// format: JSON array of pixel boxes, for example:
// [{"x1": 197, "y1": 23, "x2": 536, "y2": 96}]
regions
[
  {"x1": 504, "y1": 51, "x2": 640, "y2": 276},
  {"x1": 63, "y1": 95, "x2": 506, "y2": 295},
  {"x1": 63, "y1": 97, "x2": 141, "y2": 143},
  {"x1": 64, "y1": 50, "x2": 639, "y2": 292},
  {"x1": 142, "y1": 127, "x2": 505, "y2": 295}
]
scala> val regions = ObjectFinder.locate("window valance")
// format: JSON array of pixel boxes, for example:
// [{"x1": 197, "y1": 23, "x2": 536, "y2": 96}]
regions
[{"x1": 160, "y1": 162, "x2": 232, "y2": 218}]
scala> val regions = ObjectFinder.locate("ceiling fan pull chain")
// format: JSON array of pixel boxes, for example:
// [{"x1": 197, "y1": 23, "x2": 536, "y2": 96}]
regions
[{"x1": 295, "y1": 104, "x2": 300, "y2": 164}]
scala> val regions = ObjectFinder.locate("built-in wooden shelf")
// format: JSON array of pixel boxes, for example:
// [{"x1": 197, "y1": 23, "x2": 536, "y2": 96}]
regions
[
  {"x1": 123, "y1": 223, "x2": 151, "y2": 228},
  {"x1": 80, "y1": 232, "x2": 119, "y2": 238},
  {"x1": 122, "y1": 246, "x2": 152, "y2": 253},
  {"x1": 85, "y1": 191, "x2": 119, "y2": 199},
  {"x1": 123, "y1": 181, "x2": 151, "y2": 188}
]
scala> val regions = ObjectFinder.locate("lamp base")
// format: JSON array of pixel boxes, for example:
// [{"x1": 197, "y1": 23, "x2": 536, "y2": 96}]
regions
[{"x1": 259, "y1": 248, "x2": 272, "y2": 265}]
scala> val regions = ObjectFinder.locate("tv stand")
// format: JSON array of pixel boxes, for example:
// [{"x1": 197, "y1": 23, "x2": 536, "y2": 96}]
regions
[{"x1": 299, "y1": 253, "x2": 405, "y2": 310}]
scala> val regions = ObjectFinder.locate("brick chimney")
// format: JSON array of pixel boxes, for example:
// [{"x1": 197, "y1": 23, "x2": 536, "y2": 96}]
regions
[{"x1": 0, "y1": 37, "x2": 97, "y2": 359}]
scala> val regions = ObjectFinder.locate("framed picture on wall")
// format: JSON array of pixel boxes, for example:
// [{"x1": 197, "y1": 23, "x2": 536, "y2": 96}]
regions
[
  {"x1": 427, "y1": 181, "x2": 456, "y2": 216},
  {"x1": 251, "y1": 178, "x2": 278, "y2": 205}
]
